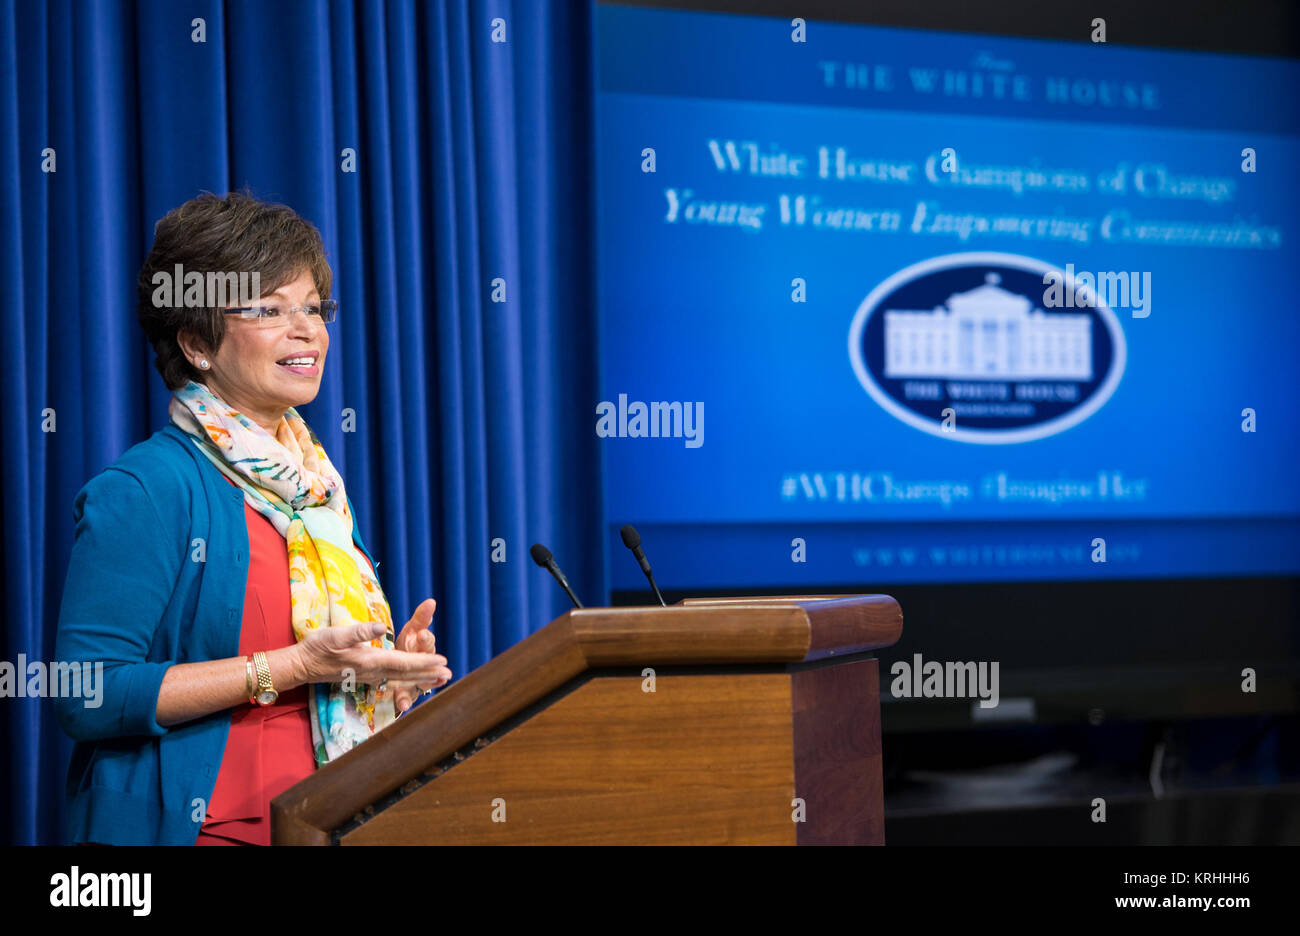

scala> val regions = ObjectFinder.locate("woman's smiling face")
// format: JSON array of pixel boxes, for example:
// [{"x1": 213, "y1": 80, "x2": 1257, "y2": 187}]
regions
[{"x1": 182, "y1": 269, "x2": 329, "y2": 432}]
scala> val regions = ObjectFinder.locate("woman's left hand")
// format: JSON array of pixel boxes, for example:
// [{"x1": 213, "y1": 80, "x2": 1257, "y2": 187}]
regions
[{"x1": 392, "y1": 597, "x2": 451, "y2": 713}]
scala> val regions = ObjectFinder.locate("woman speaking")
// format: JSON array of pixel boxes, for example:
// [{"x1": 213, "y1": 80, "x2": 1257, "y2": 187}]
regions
[{"x1": 54, "y1": 192, "x2": 452, "y2": 845}]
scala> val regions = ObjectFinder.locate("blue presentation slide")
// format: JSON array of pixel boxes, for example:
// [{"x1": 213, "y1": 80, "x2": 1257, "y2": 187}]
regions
[{"x1": 594, "y1": 6, "x2": 1300, "y2": 590}]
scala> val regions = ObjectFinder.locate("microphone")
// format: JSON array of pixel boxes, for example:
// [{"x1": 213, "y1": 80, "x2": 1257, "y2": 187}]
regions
[
  {"x1": 619, "y1": 524, "x2": 667, "y2": 607},
  {"x1": 529, "y1": 543, "x2": 584, "y2": 609}
]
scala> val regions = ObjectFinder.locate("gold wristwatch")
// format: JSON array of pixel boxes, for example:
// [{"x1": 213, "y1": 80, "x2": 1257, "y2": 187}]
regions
[{"x1": 249, "y1": 651, "x2": 278, "y2": 706}]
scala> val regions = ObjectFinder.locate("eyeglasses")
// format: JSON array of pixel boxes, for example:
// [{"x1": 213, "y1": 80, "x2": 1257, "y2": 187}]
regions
[{"x1": 225, "y1": 300, "x2": 338, "y2": 327}]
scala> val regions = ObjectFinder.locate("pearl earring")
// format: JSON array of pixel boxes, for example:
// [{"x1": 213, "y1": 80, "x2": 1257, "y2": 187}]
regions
[{"x1": 199, "y1": 360, "x2": 210, "y2": 369}]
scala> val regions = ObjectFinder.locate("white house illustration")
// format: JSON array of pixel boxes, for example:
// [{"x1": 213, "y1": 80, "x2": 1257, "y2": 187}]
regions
[{"x1": 883, "y1": 273, "x2": 1092, "y2": 381}]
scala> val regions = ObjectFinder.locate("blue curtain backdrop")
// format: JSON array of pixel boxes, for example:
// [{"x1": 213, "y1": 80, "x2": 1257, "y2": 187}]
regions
[{"x1": 0, "y1": 0, "x2": 603, "y2": 846}]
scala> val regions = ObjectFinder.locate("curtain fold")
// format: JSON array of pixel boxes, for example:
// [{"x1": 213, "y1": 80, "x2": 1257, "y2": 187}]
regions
[{"x1": 0, "y1": 0, "x2": 603, "y2": 846}]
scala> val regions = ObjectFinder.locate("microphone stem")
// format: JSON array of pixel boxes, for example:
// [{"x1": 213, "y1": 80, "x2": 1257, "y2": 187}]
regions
[
  {"x1": 555, "y1": 571, "x2": 584, "y2": 608},
  {"x1": 647, "y1": 571, "x2": 667, "y2": 607}
]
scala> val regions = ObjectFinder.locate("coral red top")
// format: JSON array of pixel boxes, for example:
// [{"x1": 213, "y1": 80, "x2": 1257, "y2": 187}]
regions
[{"x1": 195, "y1": 477, "x2": 314, "y2": 846}]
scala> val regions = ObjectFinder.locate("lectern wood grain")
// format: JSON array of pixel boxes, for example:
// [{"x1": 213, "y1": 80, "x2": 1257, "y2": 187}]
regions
[
  {"x1": 341, "y1": 674, "x2": 796, "y2": 845},
  {"x1": 793, "y1": 659, "x2": 883, "y2": 844}
]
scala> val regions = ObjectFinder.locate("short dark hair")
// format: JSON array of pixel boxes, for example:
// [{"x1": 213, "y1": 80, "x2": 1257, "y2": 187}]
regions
[{"x1": 136, "y1": 190, "x2": 333, "y2": 390}]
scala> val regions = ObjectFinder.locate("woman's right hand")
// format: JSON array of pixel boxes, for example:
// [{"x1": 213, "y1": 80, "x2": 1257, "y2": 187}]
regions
[{"x1": 290, "y1": 621, "x2": 451, "y2": 688}]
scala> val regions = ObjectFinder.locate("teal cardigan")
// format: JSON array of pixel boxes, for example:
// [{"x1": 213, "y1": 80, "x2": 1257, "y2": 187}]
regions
[{"x1": 53, "y1": 424, "x2": 380, "y2": 845}]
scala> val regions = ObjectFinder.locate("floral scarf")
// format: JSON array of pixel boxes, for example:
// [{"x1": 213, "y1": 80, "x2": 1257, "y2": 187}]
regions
[{"x1": 170, "y1": 380, "x2": 396, "y2": 765}]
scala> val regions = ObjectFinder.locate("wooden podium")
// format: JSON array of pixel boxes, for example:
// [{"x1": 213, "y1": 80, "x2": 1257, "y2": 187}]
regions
[{"x1": 271, "y1": 594, "x2": 902, "y2": 845}]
